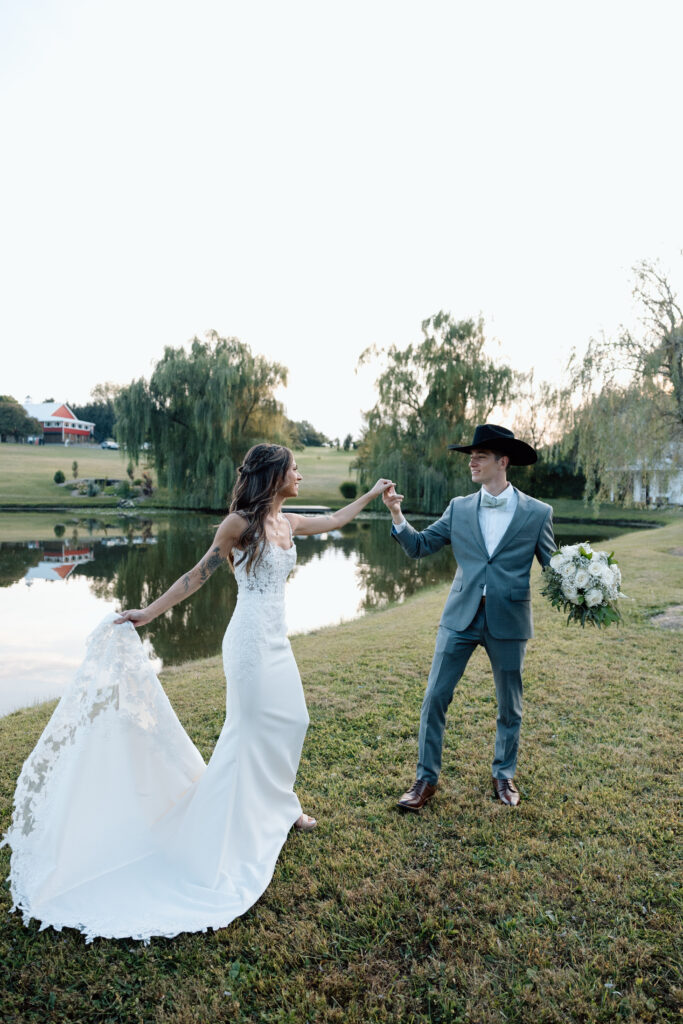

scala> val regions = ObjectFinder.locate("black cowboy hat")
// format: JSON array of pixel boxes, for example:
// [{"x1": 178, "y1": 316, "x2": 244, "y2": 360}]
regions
[{"x1": 448, "y1": 424, "x2": 537, "y2": 466}]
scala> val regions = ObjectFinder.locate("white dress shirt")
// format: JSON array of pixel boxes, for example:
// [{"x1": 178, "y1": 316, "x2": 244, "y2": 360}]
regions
[
  {"x1": 393, "y1": 483, "x2": 518, "y2": 595},
  {"x1": 478, "y1": 484, "x2": 517, "y2": 592},
  {"x1": 478, "y1": 483, "x2": 517, "y2": 556}
]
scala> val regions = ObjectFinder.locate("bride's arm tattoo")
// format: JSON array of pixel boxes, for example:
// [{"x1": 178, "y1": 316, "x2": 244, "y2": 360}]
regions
[{"x1": 198, "y1": 546, "x2": 226, "y2": 584}]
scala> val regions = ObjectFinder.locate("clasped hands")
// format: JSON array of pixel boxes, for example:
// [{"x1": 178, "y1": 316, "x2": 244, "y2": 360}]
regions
[
  {"x1": 369, "y1": 479, "x2": 404, "y2": 513},
  {"x1": 380, "y1": 481, "x2": 404, "y2": 517}
]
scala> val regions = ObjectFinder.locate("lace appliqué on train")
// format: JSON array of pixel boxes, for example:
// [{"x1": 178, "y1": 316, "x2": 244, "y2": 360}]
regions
[{"x1": 1, "y1": 615, "x2": 205, "y2": 931}]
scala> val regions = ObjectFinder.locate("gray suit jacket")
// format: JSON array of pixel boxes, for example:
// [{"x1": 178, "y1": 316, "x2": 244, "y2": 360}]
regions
[{"x1": 392, "y1": 488, "x2": 556, "y2": 640}]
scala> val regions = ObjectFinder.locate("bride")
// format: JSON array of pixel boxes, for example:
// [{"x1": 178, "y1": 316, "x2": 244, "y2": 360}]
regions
[{"x1": 2, "y1": 443, "x2": 394, "y2": 942}]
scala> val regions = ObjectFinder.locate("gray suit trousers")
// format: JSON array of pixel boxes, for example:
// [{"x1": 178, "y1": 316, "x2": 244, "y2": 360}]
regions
[{"x1": 418, "y1": 601, "x2": 526, "y2": 784}]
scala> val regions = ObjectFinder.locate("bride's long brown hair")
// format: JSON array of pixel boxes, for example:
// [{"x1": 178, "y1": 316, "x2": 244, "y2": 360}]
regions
[{"x1": 229, "y1": 443, "x2": 293, "y2": 573}]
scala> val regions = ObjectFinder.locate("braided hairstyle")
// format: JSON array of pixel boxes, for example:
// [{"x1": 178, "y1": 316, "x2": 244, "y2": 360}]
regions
[{"x1": 229, "y1": 443, "x2": 294, "y2": 573}]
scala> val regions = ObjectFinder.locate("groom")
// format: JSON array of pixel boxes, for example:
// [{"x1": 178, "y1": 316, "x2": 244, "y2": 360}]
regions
[{"x1": 384, "y1": 424, "x2": 556, "y2": 808}]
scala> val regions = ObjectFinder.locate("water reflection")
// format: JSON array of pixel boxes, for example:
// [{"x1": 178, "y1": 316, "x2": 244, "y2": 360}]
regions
[
  {"x1": 25, "y1": 542, "x2": 95, "y2": 582},
  {"x1": 0, "y1": 511, "x2": 637, "y2": 715}
]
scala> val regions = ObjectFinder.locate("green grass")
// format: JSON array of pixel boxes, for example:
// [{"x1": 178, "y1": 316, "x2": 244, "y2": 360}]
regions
[
  {"x1": 547, "y1": 497, "x2": 677, "y2": 525},
  {"x1": 0, "y1": 444, "x2": 355, "y2": 510},
  {"x1": 1, "y1": 522, "x2": 681, "y2": 1022},
  {"x1": 287, "y1": 447, "x2": 359, "y2": 506},
  {"x1": 0, "y1": 445, "x2": 161, "y2": 508}
]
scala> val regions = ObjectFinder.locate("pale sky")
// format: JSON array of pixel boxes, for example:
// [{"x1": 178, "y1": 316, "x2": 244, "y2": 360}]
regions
[{"x1": 1, "y1": 0, "x2": 681, "y2": 439}]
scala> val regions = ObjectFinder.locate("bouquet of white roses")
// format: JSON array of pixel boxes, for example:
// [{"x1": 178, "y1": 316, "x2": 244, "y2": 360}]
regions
[{"x1": 540, "y1": 542, "x2": 623, "y2": 628}]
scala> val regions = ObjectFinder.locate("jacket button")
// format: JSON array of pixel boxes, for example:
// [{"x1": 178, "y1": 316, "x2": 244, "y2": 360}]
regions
[
  {"x1": 480, "y1": 583, "x2": 484, "y2": 589},
  {"x1": 487, "y1": 558, "x2": 492, "y2": 564}
]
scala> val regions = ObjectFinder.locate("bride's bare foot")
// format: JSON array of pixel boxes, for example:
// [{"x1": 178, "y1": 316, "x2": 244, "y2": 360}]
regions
[{"x1": 294, "y1": 813, "x2": 317, "y2": 831}]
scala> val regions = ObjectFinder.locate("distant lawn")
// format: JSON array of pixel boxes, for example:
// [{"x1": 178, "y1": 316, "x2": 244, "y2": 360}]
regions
[
  {"x1": 0, "y1": 444, "x2": 160, "y2": 508},
  {"x1": 0, "y1": 444, "x2": 357, "y2": 511},
  {"x1": 547, "y1": 497, "x2": 677, "y2": 524},
  {"x1": 288, "y1": 446, "x2": 359, "y2": 506}
]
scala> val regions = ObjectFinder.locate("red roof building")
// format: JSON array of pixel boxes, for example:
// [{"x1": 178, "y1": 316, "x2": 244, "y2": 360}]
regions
[{"x1": 22, "y1": 401, "x2": 95, "y2": 444}]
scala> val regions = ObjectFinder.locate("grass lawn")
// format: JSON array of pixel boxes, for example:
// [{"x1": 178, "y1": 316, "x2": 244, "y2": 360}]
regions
[
  {"x1": 0, "y1": 445, "x2": 161, "y2": 508},
  {"x1": 547, "y1": 497, "x2": 676, "y2": 525},
  {"x1": 0, "y1": 444, "x2": 356, "y2": 511},
  {"x1": 0, "y1": 521, "x2": 681, "y2": 1022},
  {"x1": 287, "y1": 447, "x2": 359, "y2": 507}
]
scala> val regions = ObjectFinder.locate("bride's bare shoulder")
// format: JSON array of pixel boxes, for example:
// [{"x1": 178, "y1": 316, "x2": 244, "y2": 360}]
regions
[{"x1": 216, "y1": 512, "x2": 249, "y2": 543}]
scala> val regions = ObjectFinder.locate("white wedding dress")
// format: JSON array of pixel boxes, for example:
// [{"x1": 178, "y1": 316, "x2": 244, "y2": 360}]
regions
[{"x1": 1, "y1": 537, "x2": 309, "y2": 943}]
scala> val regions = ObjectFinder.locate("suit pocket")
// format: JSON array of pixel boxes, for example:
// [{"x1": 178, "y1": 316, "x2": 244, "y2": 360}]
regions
[
  {"x1": 451, "y1": 580, "x2": 463, "y2": 593},
  {"x1": 510, "y1": 588, "x2": 531, "y2": 601}
]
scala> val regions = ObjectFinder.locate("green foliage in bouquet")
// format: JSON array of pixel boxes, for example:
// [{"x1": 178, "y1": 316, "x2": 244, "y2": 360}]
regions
[{"x1": 541, "y1": 543, "x2": 623, "y2": 629}]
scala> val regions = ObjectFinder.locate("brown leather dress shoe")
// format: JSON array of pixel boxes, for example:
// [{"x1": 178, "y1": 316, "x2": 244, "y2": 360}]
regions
[
  {"x1": 397, "y1": 779, "x2": 437, "y2": 812},
  {"x1": 492, "y1": 777, "x2": 520, "y2": 806}
]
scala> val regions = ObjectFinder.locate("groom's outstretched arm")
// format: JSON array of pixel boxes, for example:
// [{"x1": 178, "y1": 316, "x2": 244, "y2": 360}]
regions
[{"x1": 383, "y1": 486, "x2": 453, "y2": 559}]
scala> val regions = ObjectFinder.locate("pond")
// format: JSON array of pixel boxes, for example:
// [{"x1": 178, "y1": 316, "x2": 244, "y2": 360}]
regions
[{"x1": 0, "y1": 509, "x2": 643, "y2": 716}]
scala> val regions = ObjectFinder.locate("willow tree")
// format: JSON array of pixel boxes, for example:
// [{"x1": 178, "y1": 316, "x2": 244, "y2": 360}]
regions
[
  {"x1": 355, "y1": 312, "x2": 518, "y2": 514},
  {"x1": 563, "y1": 260, "x2": 683, "y2": 503},
  {"x1": 115, "y1": 332, "x2": 289, "y2": 508}
]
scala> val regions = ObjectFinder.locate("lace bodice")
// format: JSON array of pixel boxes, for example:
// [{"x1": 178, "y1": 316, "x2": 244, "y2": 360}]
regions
[
  {"x1": 233, "y1": 539, "x2": 297, "y2": 600},
  {"x1": 224, "y1": 538, "x2": 297, "y2": 657}
]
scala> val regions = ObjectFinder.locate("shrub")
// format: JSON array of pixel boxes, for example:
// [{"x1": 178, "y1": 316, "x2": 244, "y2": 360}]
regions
[
  {"x1": 141, "y1": 471, "x2": 154, "y2": 497},
  {"x1": 87, "y1": 481, "x2": 101, "y2": 497},
  {"x1": 72, "y1": 460, "x2": 79, "y2": 479},
  {"x1": 53, "y1": 470, "x2": 65, "y2": 485},
  {"x1": 53, "y1": 524, "x2": 66, "y2": 538},
  {"x1": 116, "y1": 481, "x2": 132, "y2": 499},
  {"x1": 339, "y1": 481, "x2": 358, "y2": 500}
]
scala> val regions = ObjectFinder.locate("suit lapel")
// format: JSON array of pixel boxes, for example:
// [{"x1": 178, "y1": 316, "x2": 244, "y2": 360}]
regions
[
  {"x1": 493, "y1": 488, "x2": 533, "y2": 556},
  {"x1": 465, "y1": 491, "x2": 488, "y2": 557}
]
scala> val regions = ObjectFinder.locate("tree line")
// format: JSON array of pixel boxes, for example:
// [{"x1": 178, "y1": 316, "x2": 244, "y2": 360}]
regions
[
  {"x1": 4, "y1": 259, "x2": 679, "y2": 511},
  {"x1": 354, "y1": 259, "x2": 682, "y2": 512}
]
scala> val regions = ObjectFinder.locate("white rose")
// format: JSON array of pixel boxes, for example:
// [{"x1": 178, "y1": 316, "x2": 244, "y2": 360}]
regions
[
  {"x1": 575, "y1": 569, "x2": 590, "y2": 589},
  {"x1": 561, "y1": 544, "x2": 580, "y2": 558},
  {"x1": 562, "y1": 583, "x2": 579, "y2": 603},
  {"x1": 550, "y1": 553, "x2": 565, "y2": 571},
  {"x1": 585, "y1": 587, "x2": 604, "y2": 608},
  {"x1": 560, "y1": 562, "x2": 576, "y2": 579},
  {"x1": 590, "y1": 563, "x2": 612, "y2": 584},
  {"x1": 610, "y1": 564, "x2": 622, "y2": 585}
]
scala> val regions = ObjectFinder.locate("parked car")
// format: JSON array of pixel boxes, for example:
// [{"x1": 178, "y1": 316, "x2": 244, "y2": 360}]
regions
[{"x1": 100, "y1": 440, "x2": 119, "y2": 450}]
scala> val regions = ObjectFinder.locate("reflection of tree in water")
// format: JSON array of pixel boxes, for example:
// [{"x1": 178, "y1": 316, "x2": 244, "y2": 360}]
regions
[
  {"x1": 352, "y1": 520, "x2": 455, "y2": 609},
  {"x1": 78, "y1": 520, "x2": 233, "y2": 664},
  {"x1": 76, "y1": 516, "x2": 365, "y2": 664},
  {"x1": 295, "y1": 519, "x2": 456, "y2": 610},
  {"x1": 70, "y1": 514, "x2": 458, "y2": 664},
  {"x1": 0, "y1": 545, "x2": 42, "y2": 587}
]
